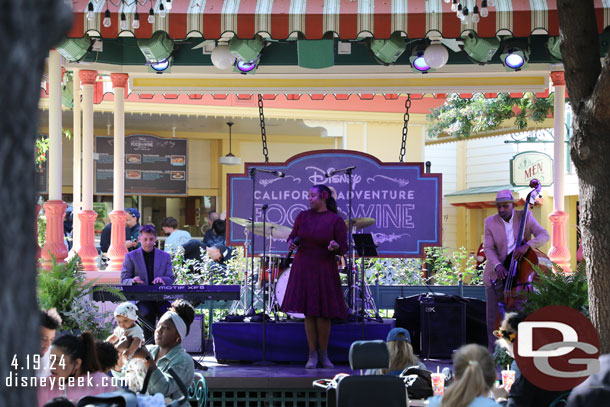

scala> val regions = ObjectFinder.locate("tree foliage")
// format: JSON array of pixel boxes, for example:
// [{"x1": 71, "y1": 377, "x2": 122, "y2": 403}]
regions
[{"x1": 426, "y1": 92, "x2": 554, "y2": 139}]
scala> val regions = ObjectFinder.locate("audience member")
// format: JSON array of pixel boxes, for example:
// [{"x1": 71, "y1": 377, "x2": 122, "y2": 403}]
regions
[
  {"x1": 95, "y1": 341, "x2": 119, "y2": 374},
  {"x1": 39, "y1": 309, "x2": 62, "y2": 377},
  {"x1": 492, "y1": 312, "x2": 566, "y2": 406},
  {"x1": 136, "y1": 299, "x2": 196, "y2": 406},
  {"x1": 567, "y1": 354, "x2": 610, "y2": 407},
  {"x1": 162, "y1": 217, "x2": 192, "y2": 251},
  {"x1": 428, "y1": 344, "x2": 497, "y2": 407},
  {"x1": 37, "y1": 333, "x2": 114, "y2": 406},
  {"x1": 366, "y1": 327, "x2": 426, "y2": 375},
  {"x1": 100, "y1": 208, "x2": 141, "y2": 253},
  {"x1": 203, "y1": 219, "x2": 226, "y2": 248},
  {"x1": 106, "y1": 302, "x2": 144, "y2": 363},
  {"x1": 121, "y1": 224, "x2": 175, "y2": 341},
  {"x1": 202, "y1": 211, "x2": 220, "y2": 241},
  {"x1": 43, "y1": 397, "x2": 76, "y2": 407}
]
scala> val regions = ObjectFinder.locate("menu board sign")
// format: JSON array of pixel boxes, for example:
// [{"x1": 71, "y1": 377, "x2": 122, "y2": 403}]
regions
[{"x1": 95, "y1": 135, "x2": 188, "y2": 195}]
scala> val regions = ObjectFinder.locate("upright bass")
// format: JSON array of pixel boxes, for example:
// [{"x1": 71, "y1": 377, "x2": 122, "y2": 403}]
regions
[{"x1": 494, "y1": 179, "x2": 552, "y2": 329}]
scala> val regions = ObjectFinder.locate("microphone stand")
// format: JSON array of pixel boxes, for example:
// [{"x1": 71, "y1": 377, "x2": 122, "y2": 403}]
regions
[
  {"x1": 247, "y1": 168, "x2": 257, "y2": 316},
  {"x1": 345, "y1": 168, "x2": 356, "y2": 316},
  {"x1": 261, "y1": 204, "x2": 270, "y2": 362}
]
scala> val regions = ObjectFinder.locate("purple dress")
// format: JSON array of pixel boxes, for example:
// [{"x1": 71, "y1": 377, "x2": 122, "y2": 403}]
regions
[{"x1": 281, "y1": 209, "x2": 348, "y2": 319}]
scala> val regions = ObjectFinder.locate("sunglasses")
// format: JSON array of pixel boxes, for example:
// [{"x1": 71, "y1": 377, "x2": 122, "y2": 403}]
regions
[{"x1": 493, "y1": 329, "x2": 516, "y2": 342}]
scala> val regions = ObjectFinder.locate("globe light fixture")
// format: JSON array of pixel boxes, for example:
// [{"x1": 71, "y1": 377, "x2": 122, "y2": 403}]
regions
[
  {"x1": 211, "y1": 43, "x2": 236, "y2": 70},
  {"x1": 423, "y1": 42, "x2": 449, "y2": 69}
]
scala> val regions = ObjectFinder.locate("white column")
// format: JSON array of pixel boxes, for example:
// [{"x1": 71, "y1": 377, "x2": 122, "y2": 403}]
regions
[
  {"x1": 80, "y1": 71, "x2": 96, "y2": 211},
  {"x1": 111, "y1": 74, "x2": 128, "y2": 211},
  {"x1": 71, "y1": 69, "x2": 82, "y2": 254},
  {"x1": 77, "y1": 70, "x2": 99, "y2": 271},
  {"x1": 48, "y1": 50, "x2": 63, "y2": 201}
]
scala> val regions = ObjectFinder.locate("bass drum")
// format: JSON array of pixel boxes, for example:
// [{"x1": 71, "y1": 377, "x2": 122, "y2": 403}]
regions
[{"x1": 274, "y1": 267, "x2": 305, "y2": 319}]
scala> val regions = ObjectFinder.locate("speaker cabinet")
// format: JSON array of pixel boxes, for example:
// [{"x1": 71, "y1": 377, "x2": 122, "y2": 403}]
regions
[
  {"x1": 420, "y1": 296, "x2": 466, "y2": 359},
  {"x1": 182, "y1": 314, "x2": 204, "y2": 354}
]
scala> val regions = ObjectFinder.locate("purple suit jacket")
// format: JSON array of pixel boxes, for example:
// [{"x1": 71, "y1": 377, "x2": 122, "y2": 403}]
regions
[
  {"x1": 120, "y1": 248, "x2": 175, "y2": 285},
  {"x1": 483, "y1": 209, "x2": 550, "y2": 286}
]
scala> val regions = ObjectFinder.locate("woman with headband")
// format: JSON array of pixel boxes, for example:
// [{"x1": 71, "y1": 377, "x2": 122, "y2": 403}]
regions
[
  {"x1": 137, "y1": 299, "x2": 195, "y2": 406},
  {"x1": 282, "y1": 184, "x2": 348, "y2": 369}
]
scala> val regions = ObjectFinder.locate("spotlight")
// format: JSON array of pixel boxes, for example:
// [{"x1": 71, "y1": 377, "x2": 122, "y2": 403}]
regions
[
  {"x1": 138, "y1": 31, "x2": 174, "y2": 72},
  {"x1": 409, "y1": 45, "x2": 431, "y2": 73},
  {"x1": 461, "y1": 31, "x2": 500, "y2": 65},
  {"x1": 55, "y1": 35, "x2": 93, "y2": 62},
  {"x1": 234, "y1": 56, "x2": 260, "y2": 75},
  {"x1": 150, "y1": 58, "x2": 171, "y2": 72},
  {"x1": 547, "y1": 36, "x2": 562, "y2": 61},
  {"x1": 368, "y1": 32, "x2": 406, "y2": 65},
  {"x1": 500, "y1": 39, "x2": 529, "y2": 71},
  {"x1": 229, "y1": 35, "x2": 264, "y2": 64}
]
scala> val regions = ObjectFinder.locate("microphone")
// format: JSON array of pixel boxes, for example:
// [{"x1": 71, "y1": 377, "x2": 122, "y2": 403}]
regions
[
  {"x1": 285, "y1": 236, "x2": 301, "y2": 262},
  {"x1": 325, "y1": 166, "x2": 356, "y2": 177},
  {"x1": 253, "y1": 168, "x2": 285, "y2": 177}
]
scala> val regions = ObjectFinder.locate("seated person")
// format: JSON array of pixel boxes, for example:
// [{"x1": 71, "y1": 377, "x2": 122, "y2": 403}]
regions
[
  {"x1": 136, "y1": 300, "x2": 196, "y2": 407},
  {"x1": 43, "y1": 398, "x2": 76, "y2": 407},
  {"x1": 427, "y1": 344, "x2": 497, "y2": 407},
  {"x1": 95, "y1": 340, "x2": 119, "y2": 375},
  {"x1": 37, "y1": 333, "x2": 114, "y2": 407},
  {"x1": 492, "y1": 312, "x2": 566, "y2": 407},
  {"x1": 366, "y1": 327, "x2": 426, "y2": 375},
  {"x1": 162, "y1": 216, "x2": 192, "y2": 252},
  {"x1": 567, "y1": 354, "x2": 610, "y2": 407},
  {"x1": 39, "y1": 309, "x2": 62, "y2": 377},
  {"x1": 121, "y1": 224, "x2": 175, "y2": 341},
  {"x1": 203, "y1": 219, "x2": 226, "y2": 248},
  {"x1": 106, "y1": 302, "x2": 144, "y2": 363}
]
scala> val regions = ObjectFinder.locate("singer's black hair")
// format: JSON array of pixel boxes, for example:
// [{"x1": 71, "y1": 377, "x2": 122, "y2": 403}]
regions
[{"x1": 312, "y1": 184, "x2": 338, "y2": 214}]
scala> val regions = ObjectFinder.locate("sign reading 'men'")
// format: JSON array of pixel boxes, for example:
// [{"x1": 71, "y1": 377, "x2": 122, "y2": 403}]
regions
[
  {"x1": 510, "y1": 151, "x2": 553, "y2": 187},
  {"x1": 227, "y1": 150, "x2": 442, "y2": 257}
]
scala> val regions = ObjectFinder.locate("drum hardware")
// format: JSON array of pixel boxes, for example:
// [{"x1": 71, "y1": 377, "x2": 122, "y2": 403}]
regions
[{"x1": 353, "y1": 233, "x2": 383, "y2": 337}]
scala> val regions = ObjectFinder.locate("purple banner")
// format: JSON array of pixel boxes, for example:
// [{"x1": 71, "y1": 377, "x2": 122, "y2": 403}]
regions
[{"x1": 227, "y1": 150, "x2": 442, "y2": 258}]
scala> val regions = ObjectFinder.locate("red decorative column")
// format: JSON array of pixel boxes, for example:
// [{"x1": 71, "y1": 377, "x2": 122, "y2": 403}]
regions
[
  {"x1": 548, "y1": 71, "x2": 572, "y2": 273},
  {"x1": 106, "y1": 73, "x2": 129, "y2": 272},
  {"x1": 77, "y1": 69, "x2": 98, "y2": 271},
  {"x1": 41, "y1": 201, "x2": 68, "y2": 268}
]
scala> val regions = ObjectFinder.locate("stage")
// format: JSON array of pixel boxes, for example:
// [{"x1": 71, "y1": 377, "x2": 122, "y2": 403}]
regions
[{"x1": 211, "y1": 319, "x2": 396, "y2": 363}]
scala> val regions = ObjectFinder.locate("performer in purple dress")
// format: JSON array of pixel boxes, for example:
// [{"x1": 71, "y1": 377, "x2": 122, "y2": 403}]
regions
[{"x1": 281, "y1": 184, "x2": 348, "y2": 369}]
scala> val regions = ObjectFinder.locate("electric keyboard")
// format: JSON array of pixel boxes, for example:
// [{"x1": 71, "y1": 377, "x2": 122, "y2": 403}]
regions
[{"x1": 92, "y1": 284, "x2": 240, "y2": 302}]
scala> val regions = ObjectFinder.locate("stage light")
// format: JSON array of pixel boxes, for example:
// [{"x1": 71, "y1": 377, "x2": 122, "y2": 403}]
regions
[
  {"x1": 229, "y1": 35, "x2": 264, "y2": 64},
  {"x1": 409, "y1": 46, "x2": 431, "y2": 73},
  {"x1": 547, "y1": 36, "x2": 562, "y2": 61},
  {"x1": 500, "y1": 40, "x2": 529, "y2": 71},
  {"x1": 234, "y1": 57, "x2": 260, "y2": 74},
  {"x1": 368, "y1": 32, "x2": 406, "y2": 65},
  {"x1": 211, "y1": 43, "x2": 236, "y2": 70},
  {"x1": 138, "y1": 31, "x2": 174, "y2": 64},
  {"x1": 423, "y1": 42, "x2": 449, "y2": 69},
  {"x1": 461, "y1": 31, "x2": 500, "y2": 65},
  {"x1": 55, "y1": 35, "x2": 93, "y2": 62},
  {"x1": 150, "y1": 58, "x2": 171, "y2": 72}
]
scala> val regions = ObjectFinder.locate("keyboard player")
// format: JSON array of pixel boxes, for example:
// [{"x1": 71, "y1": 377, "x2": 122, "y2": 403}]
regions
[{"x1": 121, "y1": 224, "x2": 175, "y2": 342}]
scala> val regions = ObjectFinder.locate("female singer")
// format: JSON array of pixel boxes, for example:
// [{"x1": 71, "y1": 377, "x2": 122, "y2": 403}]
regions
[{"x1": 282, "y1": 184, "x2": 348, "y2": 369}]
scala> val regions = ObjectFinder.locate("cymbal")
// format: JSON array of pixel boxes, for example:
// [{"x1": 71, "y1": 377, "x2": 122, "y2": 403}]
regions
[
  {"x1": 251, "y1": 222, "x2": 291, "y2": 239},
  {"x1": 345, "y1": 217, "x2": 375, "y2": 230},
  {"x1": 229, "y1": 217, "x2": 252, "y2": 227}
]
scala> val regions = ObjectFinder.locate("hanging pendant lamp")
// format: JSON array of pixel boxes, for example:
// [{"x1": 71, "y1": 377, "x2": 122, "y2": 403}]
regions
[{"x1": 219, "y1": 122, "x2": 241, "y2": 165}]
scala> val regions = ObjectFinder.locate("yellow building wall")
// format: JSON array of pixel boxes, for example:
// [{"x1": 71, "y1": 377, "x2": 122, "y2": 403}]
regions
[{"x1": 366, "y1": 123, "x2": 425, "y2": 162}]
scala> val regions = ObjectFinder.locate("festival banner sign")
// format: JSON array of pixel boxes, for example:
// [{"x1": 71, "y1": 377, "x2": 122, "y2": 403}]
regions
[{"x1": 227, "y1": 150, "x2": 442, "y2": 258}]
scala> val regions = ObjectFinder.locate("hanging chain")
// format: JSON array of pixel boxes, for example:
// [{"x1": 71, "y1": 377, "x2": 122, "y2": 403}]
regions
[
  {"x1": 399, "y1": 94, "x2": 411, "y2": 162},
  {"x1": 258, "y1": 94, "x2": 269, "y2": 162}
]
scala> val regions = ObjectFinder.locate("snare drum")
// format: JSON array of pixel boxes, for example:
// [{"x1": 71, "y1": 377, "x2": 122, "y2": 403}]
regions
[
  {"x1": 274, "y1": 267, "x2": 305, "y2": 319},
  {"x1": 258, "y1": 254, "x2": 283, "y2": 283}
]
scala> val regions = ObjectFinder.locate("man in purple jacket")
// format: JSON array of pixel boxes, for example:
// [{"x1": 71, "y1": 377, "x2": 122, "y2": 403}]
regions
[{"x1": 121, "y1": 224, "x2": 175, "y2": 341}]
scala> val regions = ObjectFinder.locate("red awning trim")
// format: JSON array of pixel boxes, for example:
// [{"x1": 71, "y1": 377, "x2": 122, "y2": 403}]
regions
[{"x1": 66, "y1": 0, "x2": 610, "y2": 40}]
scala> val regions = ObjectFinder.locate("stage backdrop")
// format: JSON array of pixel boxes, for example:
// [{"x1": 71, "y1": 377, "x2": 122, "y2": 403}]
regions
[{"x1": 227, "y1": 150, "x2": 442, "y2": 258}]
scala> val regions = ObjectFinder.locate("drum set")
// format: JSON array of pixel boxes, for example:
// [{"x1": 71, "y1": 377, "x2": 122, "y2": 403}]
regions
[{"x1": 227, "y1": 215, "x2": 381, "y2": 322}]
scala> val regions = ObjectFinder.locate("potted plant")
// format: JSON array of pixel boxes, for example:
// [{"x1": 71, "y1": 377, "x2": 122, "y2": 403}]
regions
[{"x1": 37, "y1": 255, "x2": 124, "y2": 338}]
